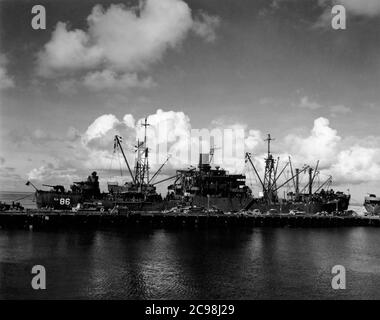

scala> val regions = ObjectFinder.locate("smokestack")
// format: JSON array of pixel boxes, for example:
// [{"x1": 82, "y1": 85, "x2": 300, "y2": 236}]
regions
[
  {"x1": 295, "y1": 168, "x2": 299, "y2": 196},
  {"x1": 199, "y1": 153, "x2": 210, "y2": 171}
]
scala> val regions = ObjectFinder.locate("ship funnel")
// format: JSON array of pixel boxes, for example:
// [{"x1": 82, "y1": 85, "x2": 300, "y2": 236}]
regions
[{"x1": 199, "y1": 153, "x2": 211, "y2": 171}]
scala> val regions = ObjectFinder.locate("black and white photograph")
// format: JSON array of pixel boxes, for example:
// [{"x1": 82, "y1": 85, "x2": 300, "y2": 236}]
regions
[{"x1": 1, "y1": 0, "x2": 380, "y2": 307}]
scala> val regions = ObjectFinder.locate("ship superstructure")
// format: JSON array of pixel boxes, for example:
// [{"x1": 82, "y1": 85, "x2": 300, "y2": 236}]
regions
[{"x1": 166, "y1": 149, "x2": 252, "y2": 212}]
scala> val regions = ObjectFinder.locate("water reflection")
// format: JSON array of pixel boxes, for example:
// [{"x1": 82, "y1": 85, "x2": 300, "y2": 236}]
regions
[{"x1": 1, "y1": 227, "x2": 380, "y2": 299}]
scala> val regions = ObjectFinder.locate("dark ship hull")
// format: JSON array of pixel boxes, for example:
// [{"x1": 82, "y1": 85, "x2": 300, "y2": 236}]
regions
[
  {"x1": 35, "y1": 191, "x2": 170, "y2": 211},
  {"x1": 35, "y1": 188, "x2": 172, "y2": 211},
  {"x1": 247, "y1": 196, "x2": 350, "y2": 214},
  {"x1": 192, "y1": 195, "x2": 252, "y2": 212},
  {"x1": 35, "y1": 191, "x2": 83, "y2": 209},
  {"x1": 322, "y1": 196, "x2": 350, "y2": 213},
  {"x1": 167, "y1": 195, "x2": 252, "y2": 212}
]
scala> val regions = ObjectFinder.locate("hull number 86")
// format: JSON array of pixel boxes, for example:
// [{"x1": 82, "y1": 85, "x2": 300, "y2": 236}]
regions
[{"x1": 59, "y1": 198, "x2": 70, "y2": 206}]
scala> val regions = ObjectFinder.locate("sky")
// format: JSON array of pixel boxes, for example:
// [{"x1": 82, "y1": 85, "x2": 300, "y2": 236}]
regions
[{"x1": 1, "y1": 0, "x2": 380, "y2": 203}]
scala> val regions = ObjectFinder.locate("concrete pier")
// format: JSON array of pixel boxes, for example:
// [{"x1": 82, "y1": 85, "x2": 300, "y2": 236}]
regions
[{"x1": 0, "y1": 210, "x2": 379, "y2": 229}]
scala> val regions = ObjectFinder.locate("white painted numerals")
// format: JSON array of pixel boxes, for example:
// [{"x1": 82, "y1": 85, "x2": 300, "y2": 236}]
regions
[{"x1": 59, "y1": 198, "x2": 71, "y2": 206}]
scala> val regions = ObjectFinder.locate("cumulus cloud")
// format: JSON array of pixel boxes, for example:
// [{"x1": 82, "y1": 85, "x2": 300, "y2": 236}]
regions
[
  {"x1": 82, "y1": 114, "x2": 123, "y2": 150},
  {"x1": 282, "y1": 116, "x2": 380, "y2": 186},
  {"x1": 285, "y1": 117, "x2": 341, "y2": 167},
  {"x1": 331, "y1": 145, "x2": 380, "y2": 184},
  {"x1": 37, "y1": 0, "x2": 220, "y2": 78},
  {"x1": 37, "y1": 21, "x2": 101, "y2": 77},
  {"x1": 0, "y1": 54, "x2": 14, "y2": 90}
]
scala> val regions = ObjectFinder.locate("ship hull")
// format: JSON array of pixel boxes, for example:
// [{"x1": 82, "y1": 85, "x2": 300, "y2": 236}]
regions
[
  {"x1": 166, "y1": 195, "x2": 252, "y2": 212},
  {"x1": 192, "y1": 195, "x2": 252, "y2": 212},
  {"x1": 36, "y1": 191, "x2": 169, "y2": 211},
  {"x1": 36, "y1": 191, "x2": 350, "y2": 214},
  {"x1": 36, "y1": 191, "x2": 167, "y2": 211},
  {"x1": 247, "y1": 196, "x2": 350, "y2": 214},
  {"x1": 36, "y1": 191, "x2": 83, "y2": 209},
  {"x1": 164, "y1": 194, "x2": 350, "y2": 214}
]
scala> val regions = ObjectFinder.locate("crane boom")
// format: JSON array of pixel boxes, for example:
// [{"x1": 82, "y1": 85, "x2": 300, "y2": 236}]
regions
[{"x1": 114, "y1": 135, "x2": 136, "y2": 184}]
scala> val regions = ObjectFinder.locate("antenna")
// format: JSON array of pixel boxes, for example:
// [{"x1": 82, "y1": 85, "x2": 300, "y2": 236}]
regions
[{"x1": 264, "y1": 133, "x2": 275, "y2": 156}]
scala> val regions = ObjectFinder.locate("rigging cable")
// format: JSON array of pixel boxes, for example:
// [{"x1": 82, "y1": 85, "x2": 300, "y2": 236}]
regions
[{"x1": 14, "y1": 193, "x2": 35, "y2": 202}]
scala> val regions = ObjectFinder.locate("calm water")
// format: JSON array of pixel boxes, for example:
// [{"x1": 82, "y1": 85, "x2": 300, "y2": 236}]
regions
[
  {"x1": 1, "y1": 227, "x2": 380, "y2": 299},
  {"x1": 1, "y1": 192, "x2": 378, "y2": 300}
]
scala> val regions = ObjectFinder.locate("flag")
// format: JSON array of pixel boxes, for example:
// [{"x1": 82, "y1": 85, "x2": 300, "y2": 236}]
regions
[{"x1": 25, "y1": 181, "x2": 30, "y2": 186}]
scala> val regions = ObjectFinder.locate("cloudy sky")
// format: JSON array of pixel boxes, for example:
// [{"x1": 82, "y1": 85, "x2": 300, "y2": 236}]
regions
[{"x1": 1, "y1": 0, "x2": 380, "y2": 203}]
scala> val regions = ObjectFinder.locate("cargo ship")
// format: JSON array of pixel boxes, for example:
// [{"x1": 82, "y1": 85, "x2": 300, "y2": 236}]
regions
[
  {"x1": 165, "y1": 150, "x2": 253, "y2": 212},
  {"x1": 243, "y1": 134, "x2": 350, "y2": 214}
]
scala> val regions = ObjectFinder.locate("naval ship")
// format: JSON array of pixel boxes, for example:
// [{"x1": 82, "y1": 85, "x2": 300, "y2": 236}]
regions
[
  {"x1": 29, "y1": 118, "x2": 169, "y2": 211},
  {"x1": 165, "y1": 150, "x2": 253, "y2": 212},
  {"x1": 243, "y1": 134, "x2": 350, "y2": 214}
]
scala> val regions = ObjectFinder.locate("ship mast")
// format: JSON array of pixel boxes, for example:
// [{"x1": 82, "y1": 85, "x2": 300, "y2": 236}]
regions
[
  {"x1": 245, "y1": 135, "x2": 301, "y2": 207},
  {"x1": 263, "y1": 134, "x2": 277, "y2": 203},
  {"x1": 135, "y1": 117, "x2": 150, "y2": 187}
]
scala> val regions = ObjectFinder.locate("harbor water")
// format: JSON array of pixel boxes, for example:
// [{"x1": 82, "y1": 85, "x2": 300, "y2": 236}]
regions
[
  {"x1": 1, "y1": 192, "x2": 379, "y2": 300},
  {"x1": 1, "y1": 227, "x2": 380, "y2": 299}
]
